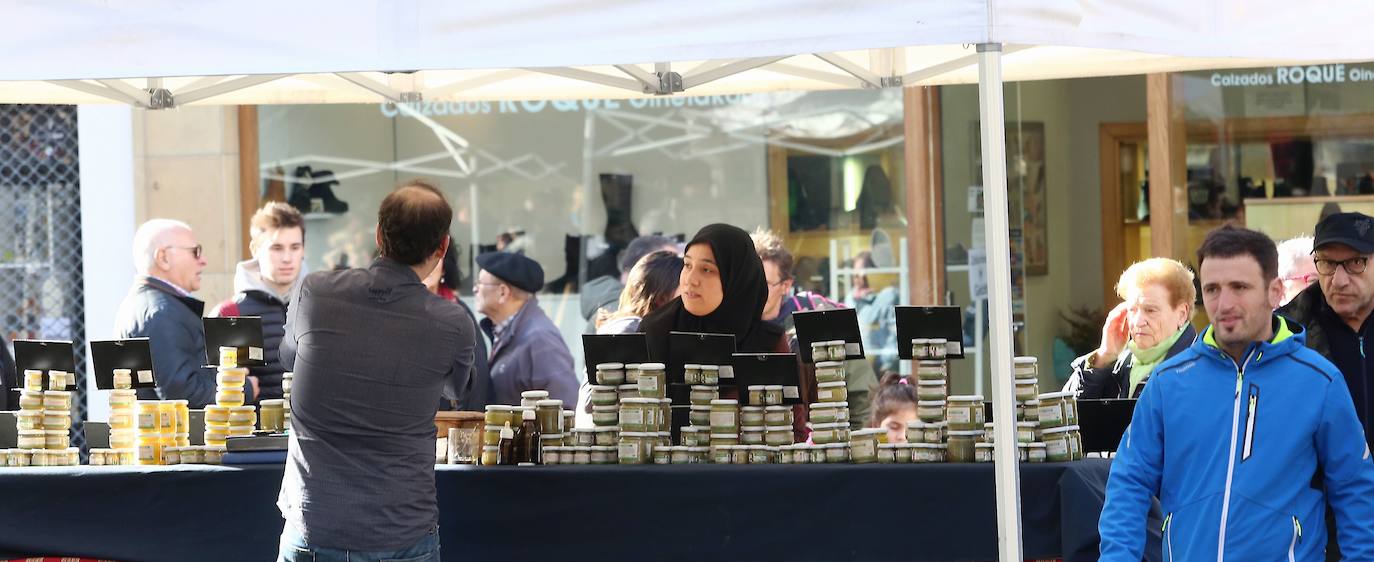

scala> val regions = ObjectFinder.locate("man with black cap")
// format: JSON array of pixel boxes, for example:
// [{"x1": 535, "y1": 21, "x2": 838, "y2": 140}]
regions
[{"x1": 474, "y1": 251, "x2": 577, "y2": 406}]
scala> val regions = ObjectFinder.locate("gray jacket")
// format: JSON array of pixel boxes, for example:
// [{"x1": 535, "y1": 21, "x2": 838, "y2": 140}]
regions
[
  {"x1": 278, "y1": 257, "x2": 475, "y2": 551},
  {"x1": 113, "y1": 277, "x2": 239, "y2": 407},
  {"x1": 481, "y1": 298, "x2": 578, "y2": 407}
]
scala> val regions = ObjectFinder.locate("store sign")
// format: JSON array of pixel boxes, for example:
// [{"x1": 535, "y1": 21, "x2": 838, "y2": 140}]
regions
[
  {"x1": 379, "y1": 94, "x2": 752, "y2": 118},
  {"x1": 1210, "y1": 64, "x2": 1374, "y2": 88}
]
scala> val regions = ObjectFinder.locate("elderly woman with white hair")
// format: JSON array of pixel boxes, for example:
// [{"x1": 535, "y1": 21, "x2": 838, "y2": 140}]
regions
[
  {"x1": 1066, "y1": 257, "x2": 1197, "y2": 399},
  {"x1": 1277, "y1": 236, "x2": 1317, "y2": 306},
  {"x1": 113, "y1": 219, "x2": 258, "y2": 407}
]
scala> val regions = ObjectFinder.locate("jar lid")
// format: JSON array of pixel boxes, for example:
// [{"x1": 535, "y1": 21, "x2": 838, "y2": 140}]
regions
[
  {"x1": 946, "y1": 430, "x2": 985, "y2": 436},
  {"x1": 591, "y1": 427, "x2": 618, "y2": 433},
  {"x1": 710, "y1": 434, "x2": 739, "y2": 439},
  {"x1": 620, "y1": 432, "x2": 655, "y2": 437},
  {"x1": 916, "y1": 360, "x2": 948, "y2": 367},
  {"x1": 741, "y1": 427, "x2": 765, "y2": 432},
  {"x1": 1014, "y1": 377, "x2": 1038, "y2": 383},
  {"x1": 216, "y1": 385, "x2": 244, "y2": 393},
  {"x1": 591, "y1": 405, "x2": 618, "y2": 412},
  {"x1": 482, "y1": 445, "x2": 499, "y2": 451},
  {"x1": 1029, "y1": 442, "x2": 1047, "y2": 448},
  {"x1": 16, "y1": 410, "x2": 41, "y2": 417},
  {"x1": 1017, "y1": 421, "x2": 1039, "y2": 428},
  {"x1": 975, "y1": 443, "x2": 995, "y2": 448},
  {"x1": 765, "y1": 385, "x2": 783, "y2": 390},
  {"x1": 43, "y1": 429, "x2": 66, "y2": 435},
  {"x1": 617, "y1": 384, "x2": 638, "y2": 390},
  {"x1": 947, "y1": 395, "x2": 984, "y2": 402},
  {"x1": 484, "y1": 405, "x2": 513, "y2": 411},
  {"x1": 741, "y1": 406, "x2": 764, "y2": 412},
  {"x1": 817, "y1": 381, "x2": 846, "y2": 388},
  {"x1": 683, "y1": 363, "x2": 701, "y2": 369},
  {"x1": 826, "y1": 340, "x2": 847, "y2": 346},
  {"x1": 765, "y1": 406, "x2": 791, "y2": 412},
  {"x1": 44, "y1": 390, "x2": 72, "y2": 397},
  {"x1": 639, "y1": 362, "x2": 666, "y2": 370},
  {"x1": 689, "y1": 446, "x2": 710, "y2": 452},
  {"x1": 824, "y1": 443, "x2": 850, "y2": 449},
  {"x1": 535, "y1": 399, "x2": 564, "y2": 407},
  {"x1": 929, "y1": 338, "x2": 947, "y2": 344},
  {"x1": 916, "y1": 443, "x2": 947, "y2": 449},
  {"x1": 1041, "y1": 425, "x2": 1076, "y2": 435},
  {"x1": 689, "y1": 405, "x2": 712, "y2": 411},
  {"x1": 258, "y1": 399, "x2": 286, "y2": 407},
  {"x1": 17, "y1": 429, "x2": 44, "y2": 435},
  {"x1": 700, "y1": 365, "x2": 720, "y2": 371},
  {"x1": 229, "y1": 405, "x2": 255, "y2": 412},
  {"x1": 878, "y1": 443, "x2": 899, "y2": 449},
  {"x1": 747, "y1": 385, "x2": 765, "y2": 390},
  {"x1": 917, "y1": 400, "x2": 946, "y2": 406},
  {"x1": 710, "y1": 399, "x2": 739, "y2": 406},
  {"x1": 1038, "y1": 391, "x2": 1073, "y2": 399},
  {"x1": 1013, "y1": 357, "x2": 1038, "y2": 365},
  {"x1": 595, "y1": 362, "x2": 625, "y2": 370},
  {"x1": 765, "y1": 425, "x2": 793, "y2": 431},
  {"x1": 622, "y1": 397, "x2": 658, "y2": 404},
  {"x1": 808, "y1": 422, "x2": 848, "y2": 429},
  {"x1": 690, "y1": 385, "x2": 717, "y2": 391},
  {"x1": 904, "y1": 420, "x2": 931, "y2": 428},
  {"x1": 624, "y1": 363, "x2": 641, "y2": 369},
  {"x1": 589, "y1": 385, "x2": 617, "y2": 391},
  {"x1": 811, "y1": 401, "x2": 848, "y2": 409},
  {"x1": 917, "y1": 379, "x2": 945, "y2": 386},
  {"x1": 911, "y1": 338, "x2": 929, "y2": 344},
  {"x1": 1021, "y1": 399, "x2": 1041, "y2": 406},
  {"x1": 814, "y1": 361, "x2": 844, "y2": 368},
  {"x1": 852, "y1": 428, "x2": 886, "y2": 437},
  {"x1": 521, "y1": 390, "x2": 549, "y2": 398},
  {"x1": 540, "y1": 433, "x2": 564, "y2": 440},
  {"x1": 681, "y1": 426, "x2": 706, "y2": 432},
  {"x1": 483, "y1": 424, "x2": 504, "y2": 431}
]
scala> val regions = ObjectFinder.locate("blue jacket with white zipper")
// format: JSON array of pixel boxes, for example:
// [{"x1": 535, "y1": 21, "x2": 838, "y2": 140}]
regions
[{"x1": 1099, "y1": 315, "x2": 1374, "y2": 561}]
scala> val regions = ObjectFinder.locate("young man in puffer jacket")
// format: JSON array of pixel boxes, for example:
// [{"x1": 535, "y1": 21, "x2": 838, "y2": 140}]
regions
[{"x1": 1100, "y1": 225, "x2": 1374, "y2": 561}]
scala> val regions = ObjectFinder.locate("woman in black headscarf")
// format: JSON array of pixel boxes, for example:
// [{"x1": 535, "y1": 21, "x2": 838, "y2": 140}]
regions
[{"x1": 640, "y1": 224, "x2": 785, "y2": 360}]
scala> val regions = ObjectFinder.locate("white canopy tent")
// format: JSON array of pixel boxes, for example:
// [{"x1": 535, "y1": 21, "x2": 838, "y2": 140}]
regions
[{"x1": 6, "y1": 1, "x2": 1371, "y2": 559}]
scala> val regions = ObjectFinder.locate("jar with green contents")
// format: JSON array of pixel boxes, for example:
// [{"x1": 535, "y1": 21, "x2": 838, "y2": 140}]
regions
[
  {"x1": 689, "y1": 405, "x2": 711, "y2": 426},
  {"x1": 671, "y1": 447, "x2": 694, "y2": 464},
  {"x1": 481, "y1": 445, "x2": 500, "y2": 466},
  {"x1": 710, "y1": 433, "x2": 739, "y2": 447},
  {"x1": 765, "y1": 425, "x2": 792, "y2": 446},
  {"x1": 572, "y1": 447, "x2": 591, "y2": 465},
  {"x1": 618, "y1": 432, "x2": 654, "y2": 464},
  {"x1": 624, "y1": 363, "x2": 642, "y2": 384},
  {"x1": 683, "y1": 364, "x2": 702, "y2": 385},
  {"x1": 946, "y1": 430, "x2": 984, "y2": 463},
  {"x1": 764, "y1": 406, "x2": 792, "y2": 426},
  {"x1": 917, "y1": 379, "x2": 947, "y2": 401},
  {"x1": 617, "y1": 384, "x2": 640, "y2": 402},
  {"x1": 810, "y1": 341, "x2": 832, "y2": 362},
  {"x1": 543, "y1": 446, "x2": 562, "y2": 465},
  {"x1": 905, "y1": 420, "x2": 930, "y2": 443},
  {"x1": 709, "y1": 399, "x2": 739, "y2": 433},
  {"x1": 1016, "y1": 399, "x2": 1039, "y2": 422},
  {"x1": 638, "y1": 363, "x2": 666, "y2": 398},
  {"x1": 589, "y1": 446, "x2": 615, "y2": 465},
  {"x1": 653, "y1": 445, "x2": 673, "y2": 464},
  {"x1": 680, "y1": 426, "x2": 708, "y2": 447},
  {"x1": 914, "y1": 443, "x2": 947, "y2": 463},
  {"x1": 791, "y1": 445, "x2": 810, "y2": 464},
  {"x1": 814, "y1": 361, "x2": 845, "y2": 383},
  {"x1": 826, "y1": 340, "x2": 848, "y2": 361},
  {"x1": 810, "y1": 445, "x2": 828, "y2": 464},
  {"x1": 916, "y1": 361, "x2": 947, "y2": 380},
  {"x1": 690, "y1": 385, "x2": 718, "y2": 405},
  {"x1": 877, "y1": 443, "x2": 898, "y2": 463},
  {"x1": 728, "y1": 446, "x2": 749, "y2": 465},
  {"x1": 810, "y1": 422, "x2": 849, "y2": 445},
  {"x1": 535, "y1": 400, "x2": 564, "y2": 434},
  {"x1": 1013, "y1": 356, "x2": 1038, "y2": 379},
  {"x1": 741, "y1": 445, "x2": 764, "y2": 464},
  {"x1": 1027, "y1": 442, "x2": 1047, "y2": 463},
  {"x1": 592, "y1": 405, "x2": 618, "y2": 426},
  {"x1": 810, "y1": 402, "x2": 849, "y2": 424},
  {"x1": 945, "y1": 395, "x2": 986, "y2": 430},
  {"x1": 711, "y1": 445, "x2": 732, "y2": 464},
  {"x1": 570, "y1": 428, "x2": 594, "y2": 446},
  {"x1": 850, "y1": 428, "x2": 883, "y2": 463},
  {"x1": 595, "y1": 427, "x2": 620, "y2": 446},
  {"x1": 740, "y1": 427, "x2": 765, "y2": 445},
  {"x1": 619, "y1": 398, "x2": 657, "y2": 432},
  {"x1": 1014, "y1": 377, "x2": 1039, "y2": 402},
  {"x1": 917, "y1": 400, "x2": 946, "y2": 423},
  {"x1": 595, "y1": 362, "x2": 626, "y2": 385},
  {"x1": 1067, "y1": 425, "x2": 1083, "y2": 459},
  {"x1": 657, "y1": 400, "x2": 672, "y2": 432},
  {"x1": 700, "y1": 365, "x2": 720, "y2": 385},
  {"x1": 1037, "y1": 392, "x2": 1070, "y2": 428},
  {"x1": 484, "y1": 405, "x2": 514, "y2": 427},
  {"x1": 911, "y1": 338, "x2": 930, "y2": 359},
  {"x1": 929, "y1": 338, "x2": 949, "y2": 359},
  {"x1": 740, "y1": 406, "x2": 765, "y2": 427},
  {"x1": 824, "y1": 443, "x2": 850, "y2": 463},
  {"x1": 747, "y1": 385, "x2": 766, "y2": 405},
  {"x1": 975, "y1": 443, "x2": 994, "y2": 463},
  {"x1": 763, "y1": 385, "x2": 784, "y2": 406},
  {"x1": 816, "y1": 381, "x2": 847, "y2": 403},
  {"x1": 776, "y1": 445, "x2": 793, "y2": 464},
  {"x1": 590, "y1": 385, "x2": 618, "y2": 406},
  {"x1": 1016, "y1": 421, "x2": 1039, "y2": 443},
  {"x1": 1041, "y1": 425, "x2": 1074, "y2": 462}
]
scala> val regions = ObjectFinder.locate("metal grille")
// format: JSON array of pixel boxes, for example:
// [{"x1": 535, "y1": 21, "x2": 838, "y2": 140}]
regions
[{"x1": 0, "y1": 105, "x2": 86, "y2": 449}]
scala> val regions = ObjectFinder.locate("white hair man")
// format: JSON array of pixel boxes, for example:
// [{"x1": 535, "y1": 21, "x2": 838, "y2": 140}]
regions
[{"x1": 114, "y1": 219, "x2": 258, "y2": 406}]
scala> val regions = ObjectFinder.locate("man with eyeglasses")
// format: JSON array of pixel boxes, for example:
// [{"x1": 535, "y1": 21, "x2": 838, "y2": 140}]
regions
[
  {"x1": 115, "y1": 219, "x2": 256, "y2": 407},
  {"x1": 1278, "y1": 212, "x2": 1374, "y2": 561}
]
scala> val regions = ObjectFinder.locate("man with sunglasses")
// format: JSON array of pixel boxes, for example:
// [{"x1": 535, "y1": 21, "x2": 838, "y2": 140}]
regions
[{"x1": 115, "y1": 219, "x2": 256, "y2": 407}]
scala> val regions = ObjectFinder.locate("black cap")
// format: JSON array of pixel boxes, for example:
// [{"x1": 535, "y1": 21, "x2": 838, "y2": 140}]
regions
[
  {"x1": 1314, "y1": 212, "x2": 1374, "y2": 254},
  {"x1": 475, "y1": 252, "x2": 544, "y2": 293}
]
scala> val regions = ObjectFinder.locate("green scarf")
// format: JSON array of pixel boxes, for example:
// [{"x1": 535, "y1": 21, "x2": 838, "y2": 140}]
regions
[{"x1": 1124, "y1": 327, "x2": 1186, "y2": 398}]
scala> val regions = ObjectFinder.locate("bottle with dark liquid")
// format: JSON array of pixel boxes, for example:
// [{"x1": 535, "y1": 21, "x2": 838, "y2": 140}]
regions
[
  {"x1": 497, "y1": 423, "x2": 516, "y2": 466},
  {"x1": 517, "y1": 408, "x2": 541, "y2": 465}
]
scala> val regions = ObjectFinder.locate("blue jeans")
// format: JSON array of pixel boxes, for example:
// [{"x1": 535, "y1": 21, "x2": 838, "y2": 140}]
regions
[{"x1": 278, "y1": 523, "x2": 440, "y2": 562}]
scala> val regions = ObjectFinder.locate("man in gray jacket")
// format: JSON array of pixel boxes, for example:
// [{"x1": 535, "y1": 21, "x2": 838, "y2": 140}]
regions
[
  {"x1": 475, "y1": 252, "x2": 577, "y2": 406},
  {"x1": 278, "y1": 180, "x2": 474, "y2": 561},
  {"x1": 114, "y1": 219, "x2": 257, "y2": 407}
]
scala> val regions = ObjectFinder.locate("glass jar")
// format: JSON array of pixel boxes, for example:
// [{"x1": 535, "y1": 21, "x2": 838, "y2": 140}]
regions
[
  {"x1": 751, "y1": 446, "x2": 776, "y2": 465},
  {"x1": 946, "y1": 430, "x2": 983, "y2": 463},
  {"x1": 711, "y1": 445, "x2": 732, "y2": 464},
  {"x1": 671, "y1": 447, "x2": 694, "y2": 464},
  {"x1": 730, "y1": 446, "x2": 751, "y2": 465},
  {"x1": 913, "y1": 443, "x2": 946, "y2": 463},
  {"x1": 593, "y1": 427, "x2": 618, "y2": 446},
  {"x1": 564, "y1": 410, "x2": 576, "y2": 434},
  {"x1": 814, "y1": 361, "x2": 845, "y2": 383},
  {"x1": 1041, "y1": 425, "x2": 1075, "y2": 462},
  {"x1": 810, "y1": 445, "x2": 827, "y2": 464},
  {"x1": 23, "y1": 369, "x2": 44, "y2": 391},
  {"x1": 1037, "y1": 392, "x2": 1071, "y2": 428},
  {"x1": 945, "y1": 395, "x2": 986, "y2": 430},
  {"x1": 747, "y1": 385, "x2": 765, "y2": 406},
  {"x1": 690, "y1": 385, "x2": 719, "y2": 405},
  {"x1": 484, "y1": 405, "x2": 515, "y2": 427},
  {"x1": 595, "y1": 362, "x2": 626, "y2": 385},
  {"x1": 741, "y1": 427, "x2": 765, "y2": 445},
  {"x1": 816, "y1": 381, "x2": 847, "y2": 403},
  {"x1": 17, "y1": 430, "x2": 44, "y2": 449},
  {"x1": 536, "y1": 400, "x2": 563, "y2": 434},
  {"x1": 790, "y1": 445, "x2": 810, "y2": 464},
  {"x1": 776, "y1": 445, "x2": 793, "y2": 465},
  {"x1": 680, "y1": 426, "x2": 709, "y2": 447},
  {"x1": 617, "y1": 432, "x2": 654, "y2": 464},
  {"x1": 624, "y1": 364, "x2": 643, "y2": 384},
  {"x1": 592, "y1": 405, "x2": 619, "y2": 426},
  {"x1": 917, "y1": 400, "x2": 946, "y2": 423},
  {"x1": 810, "y1": 341, "x2": 832, "y2": 363},
  {"x1": 42, "y1": 410, "x2": 70, "y2": 430},
  {"x1": 929, "y1": 338, "x2": 948, "y2": 359},
  {"x1": 592, "y1": 446, "x2": 618, "y2": 465},
  {"x1": 215, "y1": 386, "x2": 245, "y2": 407},
  {"x1": 700, "y1": 365, "x2": 720, "y2": 385},
  {"x1": 1016, "y1": 421, "x2": 1039, "y2": 444},
  {"x1": 878, "y1": 443, "x2": 898, "y2": 463},
  {"x1": 689, "y1": 405, "x2": 712, "y2": 427},
  {"x1": 809, "y1": 402, "x2": 850, "y2": 424},
  {"x1": 619, "y1": 398, "x2": 658, "y2": 432},
  {"x1": 590, "y1": 385, "x2": 618, "y2": 406},
  {"x1": 916, "y1": 361, "x2": 948, "y2": 380},
  {"x1": 617, "y1": 384, "x2": 640, "y2": 402},
  {"x1": 764, "y1": 406, "x2": 793, "y2": 426},
  {"x1": 227, "y1": 406, "x2": 256, "y2": 427},
  {"x1": 43, "y1": 390, "x2": 72, "y2": 411},
  {"x1": 765, "y1": 425, "x2": 793, "y2": 447},
  {"x1": 1014, "y1": 377, "x2": 1039, "y2": 402},
  {"x1": 16, "y1": 411, "x2": 42, "y2": 430},
  {"x1": 740, "y1": 406, "x2": 766, "y2": 428},
  {"x1": 109, "y1": 430, "x2": 136, "y2": 450},
  {"x1": 827, "y1": 340, "x2": 848, "y2": 361},
  {"x1": 109, "y1": 389, "x2": 137, "y2": 408},
  {"x1": 916, "y1": 379, "x2": 947, "y2": 401},
  {"x1": 544, "y1": 446, "x2": 563, "y2": 465},
  {"x1": 850, "y1": 428, "x2": 883, "y2": 463},
  {"x1": 683, "y1": 364, "x2": 702, "y2": 385},
  {"x1": 1068, "y1": 425, "x2": 1083, "y2": 460},
  {"x1": 1015, "y1": 400, "x2": 1038, "y2": 422},
  {"x1": 809, "y1": 422, "x2": 849, "y2": 445},
  {"x1": 911, "y1": 338, "x2": 930, "y2": 360},
  {"x1": 1013, "y1": 356, "x2": 1038, "y2": 379},
  {"x1": 573, "y1": 447, "x2": 592, "y2": 465},
  {"x1": 520, "y1": 390, "x2": 549, "y2": 408},
  {"x1": 637, "y1": 363, "x2": 667, "y2": 399},
  {"x1": 763, "y1": 385, "x2": 784, "y2": 406},
  {"x1": 710, "y1": 433, "x2": 739, "y2": 448},
  {"x1": 480, "y1": 445, "x2": 500, "y2": 466},
  {"x1": 975, "y1": 443, "x2": 994, "y2": 463},
  {"x1": 824, "y1": 443, "x2": 850, "y2": 463},
  {"x1": 709, "y1": 399, "x2": 739, "y2": 433},
  {"x1": 18, "y1": 391, "x2": 42, "y2": 410},
  {"x1": 216, "y1": 368, "x2": 247, "y2": 387},
  {"x1": 905, "y1": 420, "x2": 931, "y2": 444},
  {"x1": 571, "y1": 428, "x2": 595, "y2": 447},
  {"x1": 1028, "y1": 442, "x2": 1047, "y2": 463}
]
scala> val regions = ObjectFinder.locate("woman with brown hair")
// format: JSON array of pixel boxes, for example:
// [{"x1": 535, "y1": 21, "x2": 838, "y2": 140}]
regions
[{"x1": 594, "y1": 250, "x2": 683, "y2": 335}]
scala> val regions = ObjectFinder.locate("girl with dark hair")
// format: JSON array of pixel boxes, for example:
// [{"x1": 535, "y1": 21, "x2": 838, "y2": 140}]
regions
[
  {"x1": 595, "y1": 250, "x2": 683, "y2": 334},
  {"x1": 869, "y1": 372, "x2": 920, "y2": 444}
]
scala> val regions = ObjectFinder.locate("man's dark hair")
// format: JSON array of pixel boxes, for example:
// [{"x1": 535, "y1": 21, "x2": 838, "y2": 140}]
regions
[
  {"x1": 377, "y1": 179, "x2": 452, "y2": 266},
  {"x1": 1196, "y1": 224, "x2": 1279, "y2": 282},
  {"x1": 620, "y1": 235, "x2": 676, "y2": 275}
]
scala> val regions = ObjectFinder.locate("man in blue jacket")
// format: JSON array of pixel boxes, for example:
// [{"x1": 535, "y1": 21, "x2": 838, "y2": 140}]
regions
[{"x1": 1100, "y1": 225, "x2": 1374, "y2": 561}]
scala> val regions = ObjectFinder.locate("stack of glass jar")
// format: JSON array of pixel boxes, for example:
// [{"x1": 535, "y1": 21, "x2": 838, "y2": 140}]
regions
[
  {"x1": 1036, "y1": 384, "x2": 1083, "y2": 462},
  {"x1": 11, "y1": 369, "x2": 78, "y2": 466},
  {"x1": 135, "y1": 398, "x2": 188, "y2": 465},
  {"x1": 107, "y1": 369, "x2": 137, "y2": 463},
  {"x1": 479, "y1": 390, "x2": 571, "y2": 465},
  {"x1": 616, "y1": 363, "x2": 672, "y2": 464},
  {"x1": 790, "y1": 339, "x2": 851, "y2": 464}
]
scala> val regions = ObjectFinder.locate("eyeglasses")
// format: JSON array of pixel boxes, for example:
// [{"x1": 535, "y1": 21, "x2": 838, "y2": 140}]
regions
[
  {"x1": 1315, "y1": 256, "x2": 1369, "y2": 276},
  {"x1": 766, "y1": 278, "x2": 789, "y2": 289},
  {"x1": 164, "y1": 245, "x2": 203, "y2": 259}
]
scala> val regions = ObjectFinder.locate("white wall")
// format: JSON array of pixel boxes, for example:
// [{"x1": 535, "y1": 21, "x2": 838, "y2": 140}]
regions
[{"x1": 78, "y1": 105, "x2": 136, "y2": 421}]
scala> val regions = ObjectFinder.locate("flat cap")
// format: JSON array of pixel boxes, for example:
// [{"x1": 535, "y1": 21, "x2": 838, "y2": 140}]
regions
[{"x1": 476, "y1": 252, "x2": 544, "y2": 293}]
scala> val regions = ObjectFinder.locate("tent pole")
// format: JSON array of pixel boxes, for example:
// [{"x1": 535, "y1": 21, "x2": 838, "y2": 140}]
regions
[{"x1": 976, "y1": 42, "x2": 1025, "y2": 562}]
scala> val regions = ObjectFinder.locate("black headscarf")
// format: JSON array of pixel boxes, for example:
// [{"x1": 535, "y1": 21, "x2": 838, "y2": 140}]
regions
[{"x1": 640, "y1": 224, "x2": 783, "y2": 360}]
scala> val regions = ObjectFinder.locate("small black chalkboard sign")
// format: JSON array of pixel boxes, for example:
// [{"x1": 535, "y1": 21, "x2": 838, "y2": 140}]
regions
[
  {"x1": 90, "y1": 338, "x2": 158, "y2": 390},
  {"x1": 14, "y1": 340, "x2": 77, "y2": 390},
  {"x1": 792, "y1": 308, "x2": 865, "y2": 363},
  {"x1": 582, "y1": 333, "x2": 651, "y2": 381},
  {"x1": 203, "y1": 317, "x2": 267, "y2": 367},
  {"x1": 666, "y1": 331, "x2": 737, "y2": 384},
  {"x1": 730, "y1": 352, "x2": 802, "y2": 406},
  {"x1": 895, "y1": 306, "x2": 966, "y2": 359}
]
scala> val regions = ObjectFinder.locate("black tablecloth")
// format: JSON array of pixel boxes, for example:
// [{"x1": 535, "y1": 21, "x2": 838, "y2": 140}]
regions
[{"x1": 0, "y1": 459, "x2": 1160, "y2": 562}]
